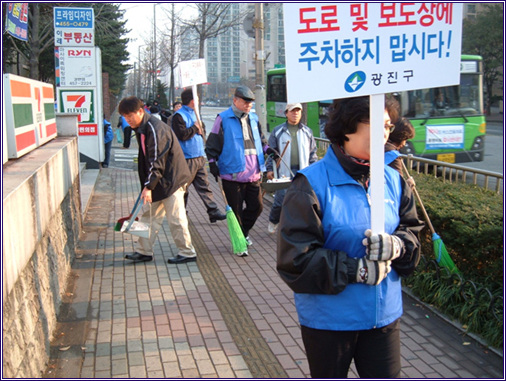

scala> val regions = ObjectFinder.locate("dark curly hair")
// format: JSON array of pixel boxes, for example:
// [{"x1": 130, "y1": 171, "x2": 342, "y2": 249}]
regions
[
  {"x1": 324, "y1": 95, "x2": 400, "y2": 146},
  {"x1": 388, "y1": 117, "x2": 415, "y2": 147}
]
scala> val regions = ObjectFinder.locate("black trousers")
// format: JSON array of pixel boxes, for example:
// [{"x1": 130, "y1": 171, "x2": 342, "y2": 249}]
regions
[
  {"x1": 221, "y1": 179, "x2": 263, "y2": 237},
  {"x1": 301, "y1": 319, "x2": 401, "y2": 378},
  {"x1": 184, "y1": 157, "x2": 219, "y2": 214},
  {"x1": 123, "y1": 126, "x2": 132, "y2": 148}
]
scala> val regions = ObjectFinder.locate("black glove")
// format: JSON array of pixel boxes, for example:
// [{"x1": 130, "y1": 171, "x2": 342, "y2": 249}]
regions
[
  {"x1": 266, "y1": 147, "x2": 280, "y2": 160},
  {"x1": 209, "y1": 161, "x2": 220, "y2": 182}
]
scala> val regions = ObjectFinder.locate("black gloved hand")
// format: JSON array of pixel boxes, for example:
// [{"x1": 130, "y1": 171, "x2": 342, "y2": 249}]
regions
[
  {"x1": 266, "y1": 147, "x2": 280, "y2": 160},
  {"x1": 209, "y1": 161, "x2": 220, "y2": 182}
]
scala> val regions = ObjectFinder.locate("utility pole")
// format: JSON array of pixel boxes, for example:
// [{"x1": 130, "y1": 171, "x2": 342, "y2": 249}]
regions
[
  {"x1": 153, "y1": 4, "x2": 157, "y2": 102},
  {"x1": 254, "y1": 3, "x2": 267, "y2": 134}
]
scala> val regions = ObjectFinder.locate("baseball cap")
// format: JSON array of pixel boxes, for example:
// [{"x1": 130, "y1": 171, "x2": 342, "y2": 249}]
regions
[
  {"x1": 234, "y1": 86, "x2": 255, "y2": 101},
  {"x1": 285, "y1": 103, "x2": 303, "y2": 112}
]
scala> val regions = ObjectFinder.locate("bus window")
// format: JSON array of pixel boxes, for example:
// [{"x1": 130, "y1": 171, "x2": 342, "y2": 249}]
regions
[{"x1": 267, "y1": 74, "x2": 287, "y2": 102}]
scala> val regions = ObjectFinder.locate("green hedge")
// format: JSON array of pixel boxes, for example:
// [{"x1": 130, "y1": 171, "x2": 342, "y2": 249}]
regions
[
  {"x1": 403, "y1": 172, "x2": 503, "y2": 348},
  {"x1": 410, "y1": 172, "x2": 503, "y2": 287}
]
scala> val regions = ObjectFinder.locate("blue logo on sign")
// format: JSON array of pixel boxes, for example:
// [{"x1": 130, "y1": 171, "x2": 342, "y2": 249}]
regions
[{"x1": 344, "y1": 71, "x2": 366, "y2": 93}]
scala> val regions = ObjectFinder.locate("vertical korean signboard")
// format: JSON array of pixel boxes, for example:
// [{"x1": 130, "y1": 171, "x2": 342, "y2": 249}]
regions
[
  {"x1": 283, "y1": 3, "x2": 462, "y2": 231},
  {"x1": 54, "y1": 6, "x2": 104, "y2": 168}
]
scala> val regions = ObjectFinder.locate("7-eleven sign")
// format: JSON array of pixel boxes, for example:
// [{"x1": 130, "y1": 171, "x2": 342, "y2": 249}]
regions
[{"x1": 58, "y1": 89, "x2": 94, "y2": 123}]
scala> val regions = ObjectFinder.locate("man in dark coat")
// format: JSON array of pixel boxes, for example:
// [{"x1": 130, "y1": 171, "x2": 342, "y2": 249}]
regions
[{"x1": 118, "y1": 96, "x2": 197, "y2": 264}]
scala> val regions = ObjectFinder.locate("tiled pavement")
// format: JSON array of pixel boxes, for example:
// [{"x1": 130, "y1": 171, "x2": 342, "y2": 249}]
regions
[{"x1": 43, "y1": 140, "x2": 503, "y2": 379}]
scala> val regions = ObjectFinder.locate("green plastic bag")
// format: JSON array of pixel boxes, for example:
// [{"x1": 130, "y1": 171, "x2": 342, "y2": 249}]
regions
[{"x1": 115, "y1": 128, "x2": 123, "y2": 144}]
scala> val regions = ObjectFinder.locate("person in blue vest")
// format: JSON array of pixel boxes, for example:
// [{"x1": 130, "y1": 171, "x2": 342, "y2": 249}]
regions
[
  {"x1": 102, "y1": 116, "x2": 113, "y2": 168},
  {"x1": 277, "y1": 96, "x2": 424, "y2": 378},
  {"x1": 205, "y1": 86, "x2": 273, "y2": 256},
  {"x1": 171, "y1": 88, "x2": 226, "y2": 224}
]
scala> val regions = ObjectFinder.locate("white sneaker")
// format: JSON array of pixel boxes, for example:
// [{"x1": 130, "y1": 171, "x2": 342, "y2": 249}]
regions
[
  {"x1": 268, "y1": 222, "x2": 278, "y2": 234},
  {"x1": 236, "y1": 250, "x2": 248, "y2": 257},
  {"x1": 245, "y1": 236, "x2": 253, "y2": 246}
]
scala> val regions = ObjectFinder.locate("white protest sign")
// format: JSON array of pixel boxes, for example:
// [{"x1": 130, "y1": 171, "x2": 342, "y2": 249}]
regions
[
  {"x1": 283, "y1": 3, "x2": 463, "y2": 233},
  {"x1": 283, "y1": 3, "x2": 463, "y2": 103},
  {"x1": 178, "y1": 59, "x2": 208, "y2": 123},
  {"x1": 178, "y1": 59, "x2": 207, "y2": 87}
]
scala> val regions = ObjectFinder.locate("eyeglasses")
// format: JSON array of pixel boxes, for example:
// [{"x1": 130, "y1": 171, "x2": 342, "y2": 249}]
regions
[{"x1": 385, "y1": 123, "x2": 395, "y2": 133}]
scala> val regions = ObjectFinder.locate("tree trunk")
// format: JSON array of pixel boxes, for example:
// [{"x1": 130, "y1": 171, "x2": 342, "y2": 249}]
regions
[{"x1": 29, "y1": 3, "x2": 40, "y2": 80}]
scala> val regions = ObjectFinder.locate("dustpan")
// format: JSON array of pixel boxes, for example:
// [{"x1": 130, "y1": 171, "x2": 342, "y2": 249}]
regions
[
  {"x1": 120, "y1": 196, "x2": 151, "y2": 238},
  {"x1": 114, "y1": 191, "x2": 142, "y2": 231}
]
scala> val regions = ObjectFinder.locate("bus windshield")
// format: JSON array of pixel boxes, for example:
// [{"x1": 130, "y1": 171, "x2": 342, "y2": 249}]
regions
[{"x1": 399, "y1": 73, "x2": 483, "y2": 119}]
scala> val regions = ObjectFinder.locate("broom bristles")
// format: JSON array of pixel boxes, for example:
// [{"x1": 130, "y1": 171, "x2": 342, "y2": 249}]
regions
[
  {"x1": 432, "y1": 233, "x2": 459, "y2": 273},
  {"x1": 225, "y1": 206, "x2": 248, "y2": 254}
]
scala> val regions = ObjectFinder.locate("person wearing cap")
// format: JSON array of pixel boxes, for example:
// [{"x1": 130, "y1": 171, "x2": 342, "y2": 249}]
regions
[
  {"x1": 171, "y1": 88, "x2": 226, "y2": 224},
  {"x1": 205, "y1": 85, "x2": 272, "y2": 256},
  {"x1": 265, "y1": 103, "x2": 318, "y2": 234}
]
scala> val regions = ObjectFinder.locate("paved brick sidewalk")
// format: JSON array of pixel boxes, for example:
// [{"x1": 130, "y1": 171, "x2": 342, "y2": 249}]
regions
[{"x1": 44, "y1": 164, "x2": 503, "y2": 379}]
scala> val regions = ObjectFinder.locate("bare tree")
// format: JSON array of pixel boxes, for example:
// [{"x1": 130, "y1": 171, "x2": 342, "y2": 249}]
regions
[
  {"x1": 158, "y1": 4, "x2": 194, "y2": 107},
  {"x1": 178, "y1": 3, "x2": 248, "y2": 100}
]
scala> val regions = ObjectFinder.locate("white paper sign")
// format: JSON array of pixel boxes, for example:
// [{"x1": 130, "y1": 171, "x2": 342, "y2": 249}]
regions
[
  {"x1": 283, "y1": 3, "x2": 463, "y2": 103},
  {"x1": 178, "y1": 59, "x2": 208, "y2": 88},
  {"x1": 57, "y1": 47, "x2": 97, "y2": 87}
]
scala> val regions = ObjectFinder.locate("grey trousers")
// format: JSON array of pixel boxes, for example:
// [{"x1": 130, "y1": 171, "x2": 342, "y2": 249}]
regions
[{"x1": 184, "y1": 156, "x2": 219, "y2": 214}]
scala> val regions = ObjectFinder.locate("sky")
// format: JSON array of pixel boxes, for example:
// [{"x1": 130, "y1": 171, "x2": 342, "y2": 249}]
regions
[{"x1": 119, "y1": 2, "x2": 195, "y2": 67}]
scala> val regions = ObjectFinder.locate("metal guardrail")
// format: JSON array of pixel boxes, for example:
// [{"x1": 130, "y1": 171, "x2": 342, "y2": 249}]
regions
[{"x1": 315, "y1": 138, "x2": 503, "y2": 194}]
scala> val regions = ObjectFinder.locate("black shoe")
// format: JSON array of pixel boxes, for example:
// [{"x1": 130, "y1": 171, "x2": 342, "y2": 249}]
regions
[
  {"x1": 168, "y1": 255, "x2": 197, "y2": 264},
  {"x1": 209, "y1": 210, "x2": 226, "y2": 223},
  {"x1": 125, "y1": 252, "x2": 153, "y2": 262}
]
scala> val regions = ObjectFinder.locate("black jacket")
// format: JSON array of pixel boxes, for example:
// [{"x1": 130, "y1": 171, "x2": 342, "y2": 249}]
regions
[{"x1": 135, "y1": 113, "x2": 191, "y2": 202}]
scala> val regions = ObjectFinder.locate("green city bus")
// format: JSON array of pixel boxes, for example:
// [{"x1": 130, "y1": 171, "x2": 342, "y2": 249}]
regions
[{"x1": 266, "y1": 55, "x2": 486, "y2": 163}]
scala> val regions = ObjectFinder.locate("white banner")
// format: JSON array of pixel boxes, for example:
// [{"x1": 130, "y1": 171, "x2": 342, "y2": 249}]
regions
[{"x1": 283, "y1": 3, "x2": 463, "y2": 102}]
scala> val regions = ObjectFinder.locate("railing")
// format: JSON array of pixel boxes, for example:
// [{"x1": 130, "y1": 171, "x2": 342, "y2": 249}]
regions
[{"x1": 315, "y1": 138, "x2": 503, "y2": 194}]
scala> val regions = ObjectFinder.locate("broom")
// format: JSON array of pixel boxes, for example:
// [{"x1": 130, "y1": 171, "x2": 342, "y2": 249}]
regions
[
  {"x1": 401, "y1": 161, "x2": 459, "y2": 273},
  {"x1": 114, "y1": 190, "x2": 142, "y2": 231},
  {"x1": 216, "y1": 177, "x2": 248, "y2": 256}
]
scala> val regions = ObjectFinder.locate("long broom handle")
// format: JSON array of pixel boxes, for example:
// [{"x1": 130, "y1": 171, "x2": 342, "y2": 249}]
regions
[
  {"x1": 216, "y1": 175, "x2": 229, "y2": 207},
  {"x1": 401, "y1": 160, "x2": 436, "y2": 235}
]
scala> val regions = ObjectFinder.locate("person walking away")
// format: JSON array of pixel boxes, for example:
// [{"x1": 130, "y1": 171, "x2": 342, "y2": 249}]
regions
[
  {"x1": 276, "y1": 96, "x2": 424, "y2": 378},
  {"x1": 102, "y1": 116, "x2": 113, "y2": 168},
  {"x1": 150, "y1": 105, "x2": 162, "y2": 120},
  {"x1": 265, "y1": 103, "x2": 318, "y2": 234},
  {"x1": 171, "y1": 88, "x2": 226, "y2": 223},
  {"x1": 205, "y1": 85, "x2": 274, "y2": 256},
  {"x1": 118, "y1": 115, "x2": 132, "y2": 149},
  {"x1": 118, "y1": 96, "x2": 197, "y2": 264}
]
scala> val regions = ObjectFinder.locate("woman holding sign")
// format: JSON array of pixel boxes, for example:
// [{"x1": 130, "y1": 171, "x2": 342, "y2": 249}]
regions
[{"x1": 276, "y1": 96, "x2": 424, "y2": 378}]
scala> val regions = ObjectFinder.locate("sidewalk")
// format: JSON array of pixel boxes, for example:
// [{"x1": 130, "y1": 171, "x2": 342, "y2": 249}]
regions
[{"x1": 43, "y1": 141, "x2": 503, "y2": 378}]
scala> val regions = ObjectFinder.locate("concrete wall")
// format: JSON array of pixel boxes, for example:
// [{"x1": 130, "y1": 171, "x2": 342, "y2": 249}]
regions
[{"x1": 2, "y1": 116, "x2": 82, "y2": 378}]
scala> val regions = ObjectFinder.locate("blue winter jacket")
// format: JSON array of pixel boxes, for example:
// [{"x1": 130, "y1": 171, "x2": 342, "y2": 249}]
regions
[{"x1": 103, "y1": 119, "x2": 113, "y2": 144}]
